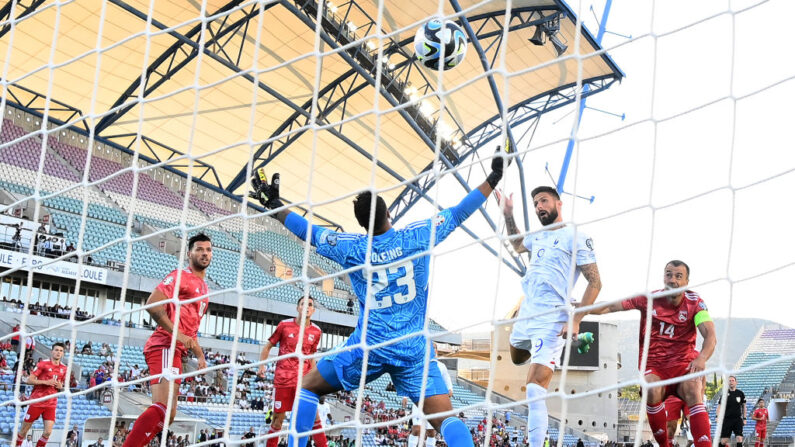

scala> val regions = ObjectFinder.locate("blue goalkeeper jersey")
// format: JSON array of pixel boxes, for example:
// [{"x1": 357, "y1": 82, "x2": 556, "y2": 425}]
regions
[{"x1": 283, "y1": 189, "x2": 487, "y2": 365}]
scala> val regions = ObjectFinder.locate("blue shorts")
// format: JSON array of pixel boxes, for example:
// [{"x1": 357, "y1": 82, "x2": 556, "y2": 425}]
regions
[{"x1": 316, "y1": 347, "x2": 449, "y2": 403}]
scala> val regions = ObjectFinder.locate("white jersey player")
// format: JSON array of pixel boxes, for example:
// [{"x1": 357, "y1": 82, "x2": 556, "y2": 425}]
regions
[
  {"x1": 404, "y1": 360, "x2": 454, "y2": 447},
  {"x1": 497, "y1": 186, "x2": 602, "y2": 447}
]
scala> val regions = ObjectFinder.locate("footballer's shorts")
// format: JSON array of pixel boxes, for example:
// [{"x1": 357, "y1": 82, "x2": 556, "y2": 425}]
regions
[
  {"x1": 644, "y1": 350, "x2": 699, "y2": 400},
  {"x1": 273, "y1": 386, "x2": 297, "y2": 414},
  {"x1": 316, "y1": 347, "x2": 449, "y2": 404},
  {"x1": 144, "y1": 346, "x2": 183, "y2": 385},
  {"x1": 755, "y1": 427, "x2": 766, "y2": 440},
  {"x1": 509, "y1": 322, "x2": 566, "y2": 371},
  {"x1": 24, "y1": 404, "x2": 56, "y2": 422},
  {"x1": 720, "y1": 417, "x2": 744, "y2": 439},
  {"x1": 411, "y1": 406, "x2": 433, "y2": 430},
  {"x1": 664, "y1": 394, "x2": 689, "y2": 422}
]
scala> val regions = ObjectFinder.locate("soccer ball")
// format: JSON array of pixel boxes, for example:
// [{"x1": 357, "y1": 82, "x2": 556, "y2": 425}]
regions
[{"x1": 414, "y1": 17, "x2": 468, "y2": 70}]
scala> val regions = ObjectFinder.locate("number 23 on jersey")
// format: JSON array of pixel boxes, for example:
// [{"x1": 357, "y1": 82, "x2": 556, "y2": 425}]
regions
[{"x1": 369, "y1": 261, "x2": 417, "y2": 309}]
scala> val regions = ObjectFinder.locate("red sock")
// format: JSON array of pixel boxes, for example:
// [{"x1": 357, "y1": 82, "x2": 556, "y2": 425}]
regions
[
  {"x1": 266, "y1": 426, "x2": 279, "y2": 447},
  {"x1": 16, "y1": 434, "x2": 24, "y2": 447},
  {"x1": 312, "y1": 419, "x2": 328, "y2": 447},
  {"x1": 647, "y1": 402, "x2": 669, "y2": 447},
  {"x1": 35, "y1": 436, "x2": 49, "y2": 447},
  {"x1": 688, "y1": 404, "x2": 711, "y2": 447},
  {"x1": 122, "y1": 403, "x2": 167, "y2": 447}
]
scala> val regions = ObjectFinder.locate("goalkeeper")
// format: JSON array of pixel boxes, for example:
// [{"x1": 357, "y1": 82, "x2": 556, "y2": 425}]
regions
[
  {"x1": 496, "y1": 186, "x2": 601, "y2": 447},
  {"x1": 250, "y1": 148, "x2": 510, "y2": 447}
]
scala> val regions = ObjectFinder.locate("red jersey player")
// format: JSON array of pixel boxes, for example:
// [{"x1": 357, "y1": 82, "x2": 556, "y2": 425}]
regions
[
  {"x1": 123, "y1": 233, "x2": 212, "y2": 447},
  {"x1": 257, "y1": 297, "x2": 327, "y2": 447},
  {"x1": 16, "y1": 343, "x2": 67, "y2": 447},
  {"x1": 752, "y1": 399, "x2": 769, "y2": 447},
  {"x1": 592, "y1": 260, "x2": 717, "y2": 447}
]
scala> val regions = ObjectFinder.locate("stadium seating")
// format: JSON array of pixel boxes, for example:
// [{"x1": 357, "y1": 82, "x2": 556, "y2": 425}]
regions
[
  {"x1": 0, "y1": 389, "x2": 111, "y2": 432},
  {"x1": 773, "y1": 416, "x2": 795, "y2": 438}
]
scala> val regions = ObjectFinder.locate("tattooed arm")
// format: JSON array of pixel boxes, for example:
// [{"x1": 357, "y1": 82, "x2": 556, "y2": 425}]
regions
[
  {"x1": 495, "y1": 190, "x2": 527, "y2": 253},
  {"x1": 560, "y1": 262, "x2": 602, "y2": 339}
]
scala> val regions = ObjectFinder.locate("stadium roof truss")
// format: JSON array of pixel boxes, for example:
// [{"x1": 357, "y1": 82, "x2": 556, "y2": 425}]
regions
[{"x1": 0, "y1": 0, "x2": 622, "y2": 274}]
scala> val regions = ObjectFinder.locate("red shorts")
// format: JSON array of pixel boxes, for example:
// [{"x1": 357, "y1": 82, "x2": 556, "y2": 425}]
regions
[
  {"x1": 755, "y1": 428, "x2": 766, "y2": 438},
  {"x1": 24, "y1": 404, "x2": 56, "y2": 422},
  {"x1": 144, "y1": 347, "x2": 183, "y2": 385},
  {"x1": 645, "y1": 351, "x2": 699, "y2": 399},
  {"x1": 273, "y1": 386, "x2": 297, "y2": 413},
  {"x1": 664, "y1": 394, "x2": 689, "y2": 422}
]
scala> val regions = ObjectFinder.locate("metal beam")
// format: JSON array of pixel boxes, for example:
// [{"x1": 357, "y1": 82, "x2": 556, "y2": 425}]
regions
[
  {"x1": 95, "y1": 0, "x2": 273, "y2": 134},
  {"x1": 279, "y1": 0, "x2": 509, "y2": 252},
  {"x1": 2, "y1": 82, "x2": 89, "y2": 131},
  {"x1": 0, "y1": 0, "x2": 46, "y2": 38},
  {"x1": 226, "y1": 4, "x2": 561, "y2": 192},
  {"x1": 388, "y1": 76, "x2": 618, "y2": 223}
]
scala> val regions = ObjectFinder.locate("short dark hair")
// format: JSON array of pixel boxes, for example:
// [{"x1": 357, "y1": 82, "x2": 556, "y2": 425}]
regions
[
  {"x1": 188, "y1": 233, "x2": 212, "y2": 250},
  {"x1": 52, "y1": 342, "x2": 65, "y2": 350},
  {"x1": 297, "y1": 296, "x2": 315, "y2": 306},
  {"x1": 530, "y1": 186, "x2": 560, "y2": 200},
  {"x1": 353, "y1": 191, "x2": 388, "y2": 231},
  {"x1": 666, "y1": 260, "x2": 690, "y2": 278}
]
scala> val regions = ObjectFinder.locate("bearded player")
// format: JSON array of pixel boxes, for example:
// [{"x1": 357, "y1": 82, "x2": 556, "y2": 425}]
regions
[
  {"x1": 250, "y1": 147, "x2": 510, "y2": 447},
  {"x1": 15, "y1": 343, "x2": 67, "y2": 447},
  {"x1": 257, "y1": 297, "x2": 327, "y2": 447},
  {"x1": 123, "y1": 233, "x2": 212, "y2": 447},
  {"x1": 591, "y1": 260, "x2": 717, "y2": 447},
  {"x1": 752, "y1": 399, "x2": 769, "y2": 447},
  {"x1": 497, "y1": 186, "x2": 602, "y2": 447}
]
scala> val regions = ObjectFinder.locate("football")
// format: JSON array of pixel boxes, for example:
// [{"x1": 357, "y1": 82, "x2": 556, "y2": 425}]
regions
[{"x1": 413, "y1": 17, "x2": 468, "y2": 70}]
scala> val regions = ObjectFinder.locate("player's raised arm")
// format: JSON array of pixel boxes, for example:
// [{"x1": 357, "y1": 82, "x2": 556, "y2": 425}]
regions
[{"x1": 495, "y1": 190, "x2": 526, "y2": 253}]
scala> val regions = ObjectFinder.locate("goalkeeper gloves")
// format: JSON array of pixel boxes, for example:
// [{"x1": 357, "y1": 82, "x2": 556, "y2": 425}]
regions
[
  {"x1": 249, "y1": 168, "x2": 283, "y2": 210},
  {"x1": 486, "y1": 138, "x2": 513, "y2": 188},
  {"x1": 573, "y1": 332, "x2": 595, "y2": 354}
]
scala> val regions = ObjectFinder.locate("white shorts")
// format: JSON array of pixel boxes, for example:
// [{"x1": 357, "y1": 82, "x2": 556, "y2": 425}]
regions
[
  {"x1": 509, "y1": 323, "x2": 565, "y2": 370},
  {"x1": 411, "y1": 407, "x2": 433, "y2": 430}
]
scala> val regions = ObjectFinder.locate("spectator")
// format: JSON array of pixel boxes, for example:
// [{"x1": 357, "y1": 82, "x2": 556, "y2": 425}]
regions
[
  {"x1": 242, "y1": 427, "x2": 256, "y2": 447},
  {"x1": 11, "y1": 224, "x2": 22, "y2": 251},
  {"x1": 67, "y1": 424, "x2": 80, "y2": 444},
  {"x1": 66, "y1": 433, "x2": 79, "y2": 447},
  {"x1": 346, "y1": 297, "x2": 354, "y2": 314},
  {"x1": 24, "y1": 334, "x2": 35, "y2": 353},
  {"x1": 199, "y1": 430, "x2": 207, "y2": 444},
  {"x1": 82, "y1": 342, "x2": 93, "y2": 355},
  {"x1": 90, "y1": 438, "x2": 105, "y2": 447},
  {"x1": 21, "y1": 435, "x2": 33, "y2": 447},
  {"x1": 11, "y1": 324, "x2": 20, "y2": 353}
]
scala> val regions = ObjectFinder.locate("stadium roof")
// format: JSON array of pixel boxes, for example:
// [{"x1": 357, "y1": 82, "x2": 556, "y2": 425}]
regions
[{"x1": 0, "y1": 0, "x2": 622, "y2": 248}]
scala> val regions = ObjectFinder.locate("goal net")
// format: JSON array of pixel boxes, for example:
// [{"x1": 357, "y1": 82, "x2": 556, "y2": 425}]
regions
[{"x1": 1, "y1": 1, "x2": 794, "y2": 447}]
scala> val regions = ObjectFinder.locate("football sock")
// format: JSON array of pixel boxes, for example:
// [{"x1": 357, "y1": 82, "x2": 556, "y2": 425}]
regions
[
  {"x1": 527, "y1": 383, "x2": 549, "y2": 447},
  {"x1": 122, "y1": 402, "x2": 166, "y2": 447},
  {"x1": 646, "y1": 402, "x2": 669, "y2": 447},
  {"x1": 35, "y1": 436, "x2": 48, "y2": 447},
  {"x1": 408, "y1": 435, "x2": 419, "y2": 447},
  {"x1": 687, "y1": 404, "x2": 711, "y2": 447},
  {"x1": 16, "y1": 434, "x2": 23, "y2": 447},
  {"x1": 311, "y1": 418, "x2": 328, "y2": 447},
  {"x1": 426, "y1": 436, "x2": 437, "y2": 447},
  {"x1": 440, "y1": 417, "x2": 473, "y2": 447},
  {"x1": 266, "y1": 426, "x2": 279, "y2": 447},
  {"x1": 288, "y1": 389, "x2": 319, "y2": 447}
]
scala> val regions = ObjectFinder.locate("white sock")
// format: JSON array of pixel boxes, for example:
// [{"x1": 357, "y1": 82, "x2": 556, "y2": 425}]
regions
[
  {"x1": 408, "y1": 434, "x2": 419, "y2": 447},
  {"x1": 425, "y1": 436, "x2": 436, "y2": 447},
  {"x1": 526, "y1": 383, "x2": 548, "y2": 447}
]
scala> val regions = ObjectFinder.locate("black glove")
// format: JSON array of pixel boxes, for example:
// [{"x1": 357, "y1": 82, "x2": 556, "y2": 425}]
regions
[
  {"x1": 249, "y1": 168, "x2": 283, "y2": 209},
  {"x1": 486, "y1": 138, "x2": 513, "y2": 188}
]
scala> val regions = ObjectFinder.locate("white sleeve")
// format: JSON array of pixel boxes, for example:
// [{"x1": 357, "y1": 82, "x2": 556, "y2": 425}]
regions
[{"x1": 435, "y1": 361, "x2": 453, "y2": 393}]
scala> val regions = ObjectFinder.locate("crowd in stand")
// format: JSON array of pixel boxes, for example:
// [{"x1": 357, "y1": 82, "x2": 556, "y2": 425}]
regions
[{"x1": 1, "y1": 296, "x2": 95, "y2": 320}]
